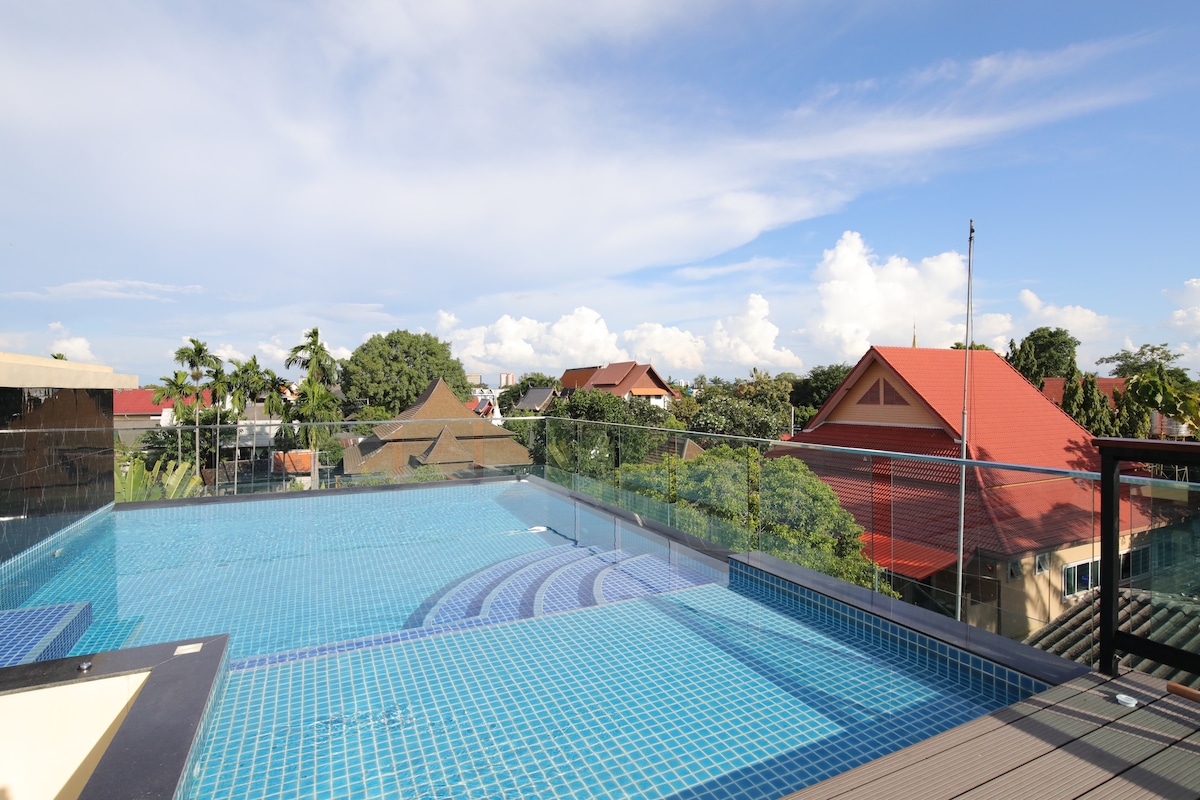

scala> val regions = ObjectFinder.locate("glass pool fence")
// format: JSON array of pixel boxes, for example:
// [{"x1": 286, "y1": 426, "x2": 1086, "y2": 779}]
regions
[{"x1": 5, "y1": 415, "x2": 1199, "y2": 680}]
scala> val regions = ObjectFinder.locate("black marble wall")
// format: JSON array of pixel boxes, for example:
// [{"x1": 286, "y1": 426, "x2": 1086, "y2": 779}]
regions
[{"x1": 0, "y1": 387, "x2": 114, "y2": 563}]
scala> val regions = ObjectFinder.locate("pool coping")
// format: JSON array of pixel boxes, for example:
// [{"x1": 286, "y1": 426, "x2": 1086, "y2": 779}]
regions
[{"x1": 0, "y1": 633, "x2": 229, "y2": 799}]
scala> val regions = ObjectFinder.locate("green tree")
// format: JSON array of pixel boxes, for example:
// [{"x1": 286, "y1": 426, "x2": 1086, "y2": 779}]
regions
[
  {"x1": 152, "y1": 370, "x2": 193, "y2": 463},
  {"x1": 205, "y1": 363, "x2": 231, "y2": 470},
  {"x1": 1060, "y1": 369, "x2": 1083, "y2": 421},
  {"x1": 789, "y1": 363, "x2": 852, "y2": 428},
  {"x1": 285, "y1": 327, "x2": 337, "y2": 388},
  {"x1": 498, "y1": 372, "x2": 559, "y2": 415},
  {"x1": 173, "y1": 338, "x2": 220, "y2": 476},
  {"x1": 951, "y1": 342, "x2": 994, "y2": 350},
  {"x1": 691, "y1": 394, "x2": 787, "y2": 440},
  {"x1": 1113, "y1": 387, "x2": 1152, "y2": 439},
  {"x1": 340, "y1": 330, "x2": 470, "y2": 415},
  {"x1": 1077, "y1": 373, "x2": 1116, "y2": 436},
  {"x1": 1098, "y1": 343, "x2": 1195, "y2": 390},
  {"x1": 1006, "y1": 327, "x2": 1080, "y2": 387}
]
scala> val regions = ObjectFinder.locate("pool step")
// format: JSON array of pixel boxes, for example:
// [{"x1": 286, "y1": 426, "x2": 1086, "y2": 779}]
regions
[
  {"x1": 0, "y1": 602, "x2": 92, "y2": 667},
  {"x1": 411, "y1": 545, "x2": 715, "y2": 629}
]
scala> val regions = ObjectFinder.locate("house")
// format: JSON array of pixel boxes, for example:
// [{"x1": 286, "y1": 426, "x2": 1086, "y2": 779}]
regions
[
  {"x1": 768, "y1": 346, "x2": 1153, "y2": 639},
  {"x1": 341, "y1": 378, "x2": 531, "y2": 477},
  {"x1": 559, "y1": 361, "x2": 680, "y2": 408},
  {"x1": 113, "y1": 388, "x2": 213, "y2": 443},
  {"x1": 513, "y1": 386, "x2": 557, "y2": 413}
]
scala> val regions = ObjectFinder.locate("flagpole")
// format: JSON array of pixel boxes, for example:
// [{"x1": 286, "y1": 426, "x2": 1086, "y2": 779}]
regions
[{"x1": 956, "y1": 220, "x2": 974, "y2": 622}]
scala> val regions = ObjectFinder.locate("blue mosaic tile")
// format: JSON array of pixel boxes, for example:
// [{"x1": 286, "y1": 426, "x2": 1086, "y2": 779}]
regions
[{"x1": 0, "y1": 602, "x2": 91, "y2": 666}]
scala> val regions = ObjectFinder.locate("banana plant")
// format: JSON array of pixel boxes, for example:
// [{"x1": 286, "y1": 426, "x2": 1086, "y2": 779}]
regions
[{"x1": 115, "y1": 457, "x2": 203, "y2": 502}]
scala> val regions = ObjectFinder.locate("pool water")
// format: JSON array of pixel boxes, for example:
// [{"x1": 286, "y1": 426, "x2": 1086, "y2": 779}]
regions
[{"x1": 7, "y1": 481, "x2": 1035, "y2": 799}]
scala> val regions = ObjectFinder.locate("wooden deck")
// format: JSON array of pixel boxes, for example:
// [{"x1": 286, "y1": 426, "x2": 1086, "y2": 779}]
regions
[{"x1": 781, "y1": 671, "x2": 1200, "y2": 800}]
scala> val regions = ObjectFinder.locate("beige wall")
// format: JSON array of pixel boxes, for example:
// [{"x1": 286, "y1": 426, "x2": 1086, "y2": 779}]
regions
[
  {"x1": 827, "y1": 362, "x2": 939, "y2": 427},
  {"x1": 0, "y1": 351, "x2": 138, "y2": 390}
]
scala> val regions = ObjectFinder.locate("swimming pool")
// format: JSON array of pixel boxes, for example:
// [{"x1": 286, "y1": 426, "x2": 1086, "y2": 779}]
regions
[{"x1": 6, "y1": 480, "x2": 1041, "y2": 798}]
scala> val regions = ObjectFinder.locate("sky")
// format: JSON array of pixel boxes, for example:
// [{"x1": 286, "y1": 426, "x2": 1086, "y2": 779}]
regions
[{"x1": 2, "y1": 1, "x2": 1199, "y2": 386}]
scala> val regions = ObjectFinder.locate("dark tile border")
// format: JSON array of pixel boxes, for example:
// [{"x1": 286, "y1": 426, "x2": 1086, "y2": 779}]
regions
[
  {"x1": 0, "y1": 633, "x2": 229, "y2": 800},
  {"x1": 733, "y1": 551, "x2": 1092, "y2": 687}
]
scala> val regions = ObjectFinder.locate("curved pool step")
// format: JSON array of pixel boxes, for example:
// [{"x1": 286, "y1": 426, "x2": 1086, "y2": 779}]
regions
[
  {"x1": 403, "y1": 544, "x2": 581, "y2": 629},
  {"x1": 414, "y1": 546, "x2": 718, "y2": 629}
]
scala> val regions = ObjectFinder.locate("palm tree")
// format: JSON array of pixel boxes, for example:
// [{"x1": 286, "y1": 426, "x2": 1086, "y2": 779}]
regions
[
  {"x1": 174, "y1": 338, "x2": 220, "y2": 478},
  {"x1": 286, "y1": 375, "x2": 342, "y2": 488},
  {"x1": 285, "y1": 327, "x2": 337, "y2": 388},
  {"x1": 205, "y1": 363, "x2": 231, "y2": 474},
  {"x1": 153, "y1": 371, "x2": 193, "y2": 464},
  {"x1": 229, "y1": 357, "x2": 271, "y2": 495}
]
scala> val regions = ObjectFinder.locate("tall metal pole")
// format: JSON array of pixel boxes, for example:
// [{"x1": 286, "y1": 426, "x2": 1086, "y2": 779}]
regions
[{"x1": 956, "y1": 220, "x2": 974, "y2": 622}]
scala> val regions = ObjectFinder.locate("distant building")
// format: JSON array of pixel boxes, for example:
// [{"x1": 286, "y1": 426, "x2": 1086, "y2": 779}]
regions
[
  {"x1": 498, "y1": 372, "x2": 516, "y2": 388},
  {"x1": 559, "y1": 361, "x2": 680, "y2": 408},
  {"x1": 769, "y1": 346, "x2": 1153, "y2": 639},
  {"x1": 342, "y1": 378, "x2": 531, "y2": 477},
  {"x1": 113, "y1": 388, "x2": 213, "y2": 443},
  {"x1": 513, "y1": 386, "x2": 558, "y2": 413}
]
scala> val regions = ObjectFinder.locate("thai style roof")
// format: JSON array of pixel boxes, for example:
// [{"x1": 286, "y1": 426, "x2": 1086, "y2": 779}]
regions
[
  {"x1": 342, "y1": 378, "x2": 531, "y2": 474},
  {"x1": 514, "y1": 386, "x2": 557, "y2": 412},
  {"x1": 558, "y1": 361, "x2": 680, "y2": 400}
]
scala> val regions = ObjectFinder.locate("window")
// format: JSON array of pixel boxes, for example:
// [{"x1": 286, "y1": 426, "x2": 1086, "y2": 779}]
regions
[
  {"x1": 857, "y1": 379, "x2": 881, "y2": 405},
  {"x1": 1035, "y1": 553, "x2": 1049, "y2": 574},
  {"x1": 1062, "y1": 546, "x2": 1151, "y2": 598},
  {"x1": 857, "y1": 378, "x2": 907, "y2": 406},
  {"x1": 1007, "y1": 561, "x2": 1023, "y2": 582},
  {"x1": 883, "y1": 381, "x2": 910, "y2": 406}
]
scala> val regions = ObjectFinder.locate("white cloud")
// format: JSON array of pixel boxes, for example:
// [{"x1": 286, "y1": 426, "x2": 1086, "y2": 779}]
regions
[
  {"x1": 442, "y1": 293, "x2": 800, "y2": 377},
  {"x1": 47, "y1": 323, "x2": 97, "y2": 362},
  {"x1": 1018, "y1": 289, "x2": 1109, "y2": 339},
  {"x1": 1167, "y1": 278, "x2": 1200, "y2": 333},
  {"x1": 257, "y1": 337, "x2": 289, "y2": 364},
  {"x1": 673, "y1": 256, "x2": 789, "y2": 282},
  {"x1": 809, "y1": 231, "x2": 971, "y2": 358},
  {"x1": 3, "y1": 280, "x2": 202, "y2": 302},
  {"x1": 708, "y1": 294, "x2": 803, "y2": 371},
  {"x1": 623, "y1": 323, "x2": 707, "y2": 371},
  {"x1": 441, "y1": 307, "x2": 629, "y2": 374},
  {"x1": 213, "y1": 343, "x2": 247, "y2": 362}
]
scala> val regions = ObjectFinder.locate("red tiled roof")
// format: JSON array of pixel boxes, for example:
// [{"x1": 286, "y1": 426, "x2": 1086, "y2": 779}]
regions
[
  {"x1": 114, "y1": 388, "x2": 212, "y2": 415},
  {"x1": 1041, "y1": 376, "x2": 1125, "y2": 408},
  {"x1": 860, "y1": 531, "x2": 959, "y2": 580},
  {"x1": 769, "y1": 347, "x2": 1134, "y2": 564},
  {"x1": 560, "y1": 367, "x2": 600, "y2": 390},
  {"x1": 806, "y1": 347, "x2": 1098, "y2": 472}
]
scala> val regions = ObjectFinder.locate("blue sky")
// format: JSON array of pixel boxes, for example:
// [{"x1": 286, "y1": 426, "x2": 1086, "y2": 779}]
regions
[{"x1": 2, "y1": 1, "x2": 1198, "y2": 385}]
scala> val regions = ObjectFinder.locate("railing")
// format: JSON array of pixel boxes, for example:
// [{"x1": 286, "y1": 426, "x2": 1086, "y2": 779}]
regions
[{"x1": 8, "y1": 415, "x2": 1198, "y2": 679}]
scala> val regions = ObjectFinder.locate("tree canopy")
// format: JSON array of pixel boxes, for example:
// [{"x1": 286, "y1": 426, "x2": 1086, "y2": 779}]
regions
[
  {"x1": 1006, "y1": 327, "x2": 1080, "y2": 387},
  {"x1": 340, "y1": 330, "x2": 470, "y2": 415},
  {"x1": 1098, "y1": 343, "x2": 1195, "y2": 391}
]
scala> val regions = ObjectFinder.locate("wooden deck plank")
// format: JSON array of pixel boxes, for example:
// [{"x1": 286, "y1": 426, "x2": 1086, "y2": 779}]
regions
[
  {"x1": 779, "y1": 672, "x2": 1199, "y2": 800},
  {"x1": 1076, "y1": 730, "x2": 1200, "y2": 800},
  {"x1": 780, "y1": 677, "x2": 1134, "y2": 800}
]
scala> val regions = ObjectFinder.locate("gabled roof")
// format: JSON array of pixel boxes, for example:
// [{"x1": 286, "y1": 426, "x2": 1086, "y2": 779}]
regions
[
  {"x1": 560, "y1": 367, "x2": 600, "y2": 390},
  {"x1": 804, "y1": 346, "x2": 1098, "y2": 472},
  {"x1": 770, "y1": 347, "x2": 1127, "y2": 564},
  {"x1": 416, "y1": 427, "x2": 475, "y2": 465},
  {"x1": 514, "y1": 386, "x2": 557, "y2": 412},
  {"x1": 341, "y1": 378, "x2": 532, "y2": 474},
  {"x1": 559, "y1": 361, "x2": 679, "y2": 400},
  {"x1": 114, "y1": 388, "x2": 212, "y2": 415}
]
